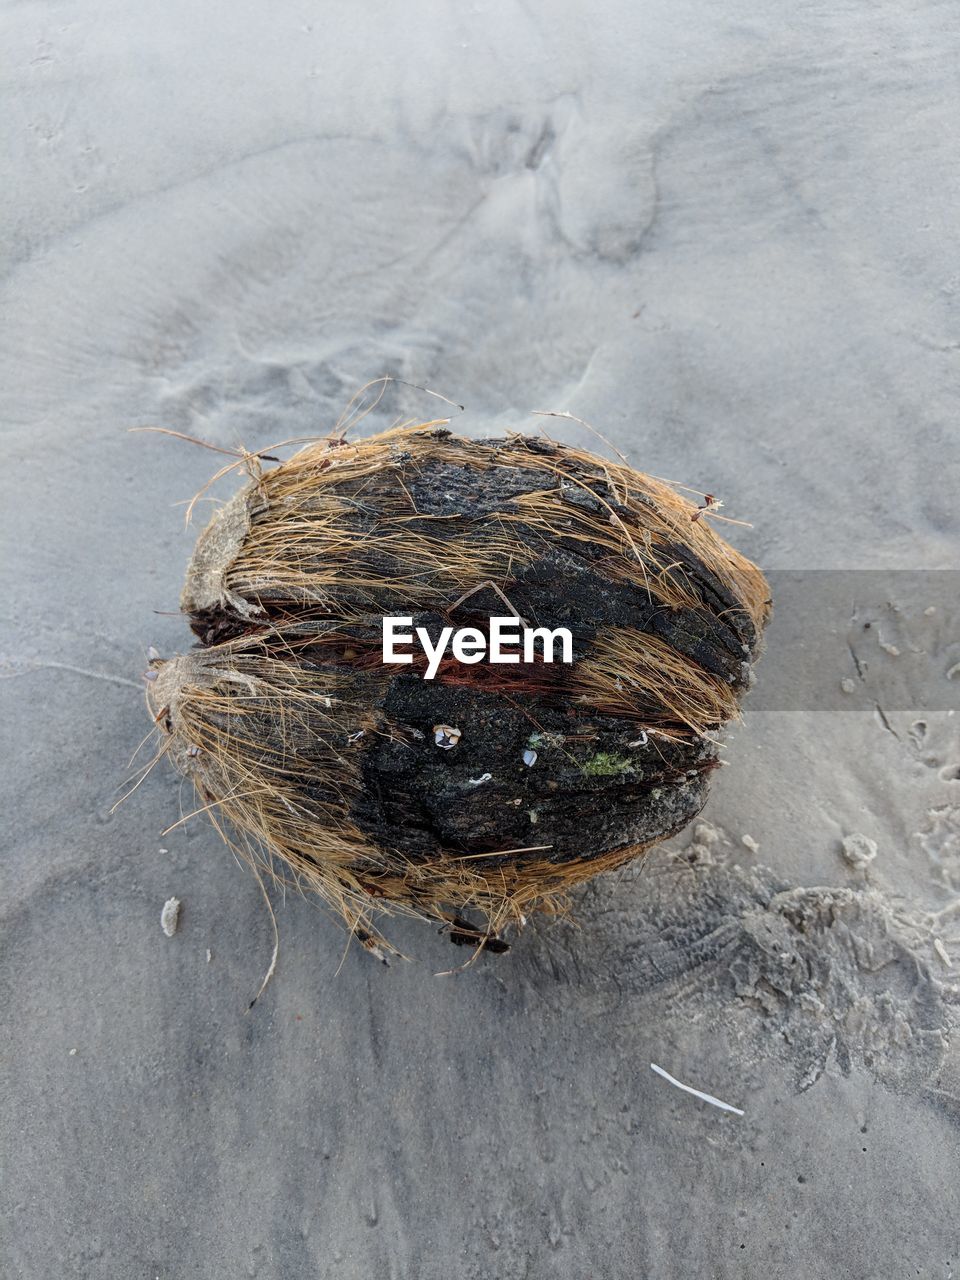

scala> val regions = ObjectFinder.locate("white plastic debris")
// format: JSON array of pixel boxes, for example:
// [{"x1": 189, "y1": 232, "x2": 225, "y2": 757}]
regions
[
  {"x1": 160, "y1": 897, "x2": 181, "y2": 937},
  {"x1": 628, "y1": 733, "x2": 649, "y2": 748},
  {"x1": 433, "y1": 724, "x2": 461, "y2": 749},
  {"x1": 741, "y1": 834, "x2": 760, "y2": 853},
  {"x1": 468, "y1": 773, "x2": 492, "y2": 786},
  {"x1": 650, "y1": 1062, "x2": 744, "y2": 1116},
  {"x1": 522, "y1": 748, "x2": 538, "y2": 767},
  {"x1": 841, "y1": 833, "x2": 878, "y2": 867}
]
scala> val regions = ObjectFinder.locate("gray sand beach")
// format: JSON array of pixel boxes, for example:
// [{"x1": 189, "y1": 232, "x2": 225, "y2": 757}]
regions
[{"x1": 3, "y1": 2, "x2": 960, "y2": 1276}]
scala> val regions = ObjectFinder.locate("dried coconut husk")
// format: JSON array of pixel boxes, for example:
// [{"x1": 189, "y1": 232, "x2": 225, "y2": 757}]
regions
[{"x1": 145, "y1": 423, "x2": 770, "y2": 958}]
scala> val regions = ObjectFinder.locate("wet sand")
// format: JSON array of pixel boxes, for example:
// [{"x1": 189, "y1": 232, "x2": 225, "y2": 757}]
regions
[{"x1": 3, "y1": 2, "x2": 960, "y2": 1275}]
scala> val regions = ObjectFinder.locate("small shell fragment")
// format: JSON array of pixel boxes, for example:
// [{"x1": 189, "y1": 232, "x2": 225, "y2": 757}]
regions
[
  {"x1": 160, "y1": 897, "x2": 181, "y2": 937},
  {"x1": 433, "y1": 724, "x2": 461, "y2": 749}
]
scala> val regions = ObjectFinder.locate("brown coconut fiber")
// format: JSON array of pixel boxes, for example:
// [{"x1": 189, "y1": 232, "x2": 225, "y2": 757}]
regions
[{"x1": 144, "y1": 422, "x2": 770, "y2": 959}]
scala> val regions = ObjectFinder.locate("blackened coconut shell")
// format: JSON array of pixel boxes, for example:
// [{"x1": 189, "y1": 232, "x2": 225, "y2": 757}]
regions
[{"x1": 146, "y1": 424, "x2": 770, "y2": 954}]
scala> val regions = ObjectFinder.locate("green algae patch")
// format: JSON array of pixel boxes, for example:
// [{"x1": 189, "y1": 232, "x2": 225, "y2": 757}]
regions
[{"x1": 582, "y1": 752, "x2": 636, "y2": 778}]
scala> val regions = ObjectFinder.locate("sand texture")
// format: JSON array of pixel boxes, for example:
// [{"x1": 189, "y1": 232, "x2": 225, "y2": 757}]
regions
[{"x1": 3, "y1": 2, "x2": 960, "y2": 1276}]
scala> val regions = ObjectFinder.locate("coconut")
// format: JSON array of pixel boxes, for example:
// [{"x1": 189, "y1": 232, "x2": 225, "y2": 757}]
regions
[{"x1": 145, "y1": 424, "x2": 770, "y2": 957}]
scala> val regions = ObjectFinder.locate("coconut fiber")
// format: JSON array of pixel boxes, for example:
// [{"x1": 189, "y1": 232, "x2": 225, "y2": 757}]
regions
[{"x1": 145, "y1": 424, "x2": 770, "y2": 955}]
